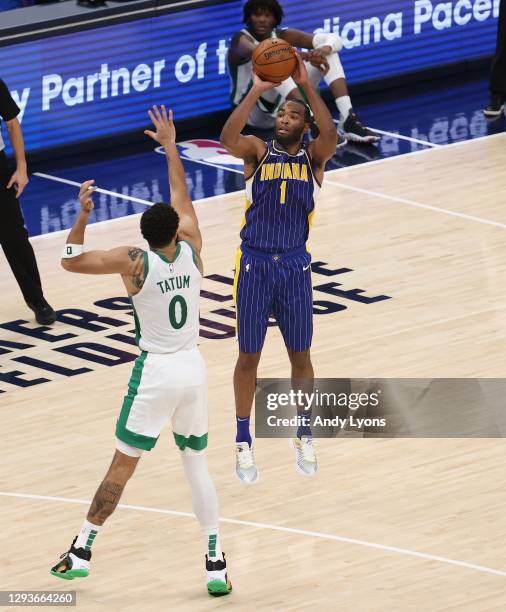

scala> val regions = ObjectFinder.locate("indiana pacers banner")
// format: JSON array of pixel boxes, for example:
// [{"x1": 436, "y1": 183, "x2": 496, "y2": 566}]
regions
[{"x1": 0, "y1": 0, "x2": 499, "y2": 153}]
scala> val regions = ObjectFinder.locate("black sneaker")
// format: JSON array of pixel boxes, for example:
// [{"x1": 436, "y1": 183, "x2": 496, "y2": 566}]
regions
[
  {"x1": 206, "y1": 553, "x2": 232, "y2": 597},
  {"x1": 483, "y1": 94, "x2": 504, "y2": 117},
  {"x1": 50, "y1": 536, "x2": 91, "y2": 580},
  {"x1": 27, "y1": 298, "x2": 56, "y2": 325},
  {"x1": 340, "y1": 110, "x2": 380, "y2": 144}
]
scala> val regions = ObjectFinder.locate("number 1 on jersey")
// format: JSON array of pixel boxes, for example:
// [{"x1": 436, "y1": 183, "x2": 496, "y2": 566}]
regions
[{"x1": 280, "y1": 180, "x2": 287, "y2": 204}]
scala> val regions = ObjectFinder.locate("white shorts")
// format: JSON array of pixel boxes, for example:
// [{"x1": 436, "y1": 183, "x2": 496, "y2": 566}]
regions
[{"x1": 115, "y1": 347, "x2": 208, "y2": 453}]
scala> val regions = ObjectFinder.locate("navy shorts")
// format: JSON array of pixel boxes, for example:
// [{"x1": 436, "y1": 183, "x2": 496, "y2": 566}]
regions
[{"x1": 233, "y1": 244, "x2": 313, "y2": 353}]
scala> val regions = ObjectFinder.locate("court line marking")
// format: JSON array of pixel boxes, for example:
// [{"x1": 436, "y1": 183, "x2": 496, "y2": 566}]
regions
[
  {"x1": 324, "y1": 179, "x2": 506, "y2": 230},
  {"x1": 179, "y1": 156, "x2": 244, "y2": 175},
  {"x1": 33, "y1": 173, "x2": 154, "y2": 206},
  {"x1": 332, "y1": 119, "x2": 439, "y2": 148},
  {"x1": 29, "y1": 187, "x2": 241, "y2": 242},
  {"x1": 366, "y1": 127, "x2": 441, "y2": 148},
  {"x1": 326, "y1": 130, "x2": 506, "y2": 175},
  {"x1": 1, "y1": 490, "x2": 505, "y2": 578},
  {"x1": 29, "y1": 131, "x2": 506, "y2": 240}
]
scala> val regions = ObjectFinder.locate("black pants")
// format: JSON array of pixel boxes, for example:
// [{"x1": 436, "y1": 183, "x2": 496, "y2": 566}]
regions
[
  {"x1": 0, "y1": 150, "x2": 43, "y2": 304},
  {"x1": 490, "y1": 0, "x2": 506, "y2": 97}
]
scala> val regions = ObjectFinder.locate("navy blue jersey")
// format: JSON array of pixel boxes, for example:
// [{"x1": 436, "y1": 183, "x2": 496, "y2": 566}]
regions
[{"x1": 240, "y1": 141, "x2": 320, "y2": 253}]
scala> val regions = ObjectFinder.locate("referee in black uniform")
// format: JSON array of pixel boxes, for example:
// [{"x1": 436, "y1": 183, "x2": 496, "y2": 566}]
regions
[
  {"x1": 0, "y1": 78, "x2": 55, "y2": 325},
  {"x1": 484, "y1": 0, "x2": 506, "y2": 117}
]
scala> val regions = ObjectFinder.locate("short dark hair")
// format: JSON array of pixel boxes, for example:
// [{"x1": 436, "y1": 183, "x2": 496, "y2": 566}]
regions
[
  {"x1": 280, "y1": 98, "x2": 312, "y2": 123},
  {"x1": 140, "y1": 203, "x2": 179, "y2": 248},
  {"x1": 243, "y1": 0, "x2": 284, "y2": 26}
]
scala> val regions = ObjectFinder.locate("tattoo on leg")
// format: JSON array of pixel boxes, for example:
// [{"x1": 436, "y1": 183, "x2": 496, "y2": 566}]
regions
[{"x1": 88, "y1": 480, "x2": 124, "y2": 523}]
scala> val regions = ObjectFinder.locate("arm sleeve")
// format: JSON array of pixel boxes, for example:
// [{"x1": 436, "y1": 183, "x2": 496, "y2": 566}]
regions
[{"x1": 0, "y1": 78, "x2": 20, "y2": 122}]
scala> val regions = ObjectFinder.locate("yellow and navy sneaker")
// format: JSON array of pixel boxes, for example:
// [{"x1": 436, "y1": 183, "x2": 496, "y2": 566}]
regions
[
  {"x1": 206, "y1": 553, "x2": 232, "y2": 597},
  {"x1": 50, "y1": 537, "x2": 91, "y2": 580}
]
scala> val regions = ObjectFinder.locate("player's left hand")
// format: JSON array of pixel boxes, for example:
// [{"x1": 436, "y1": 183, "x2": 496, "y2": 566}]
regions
[
  {"x1": 307, "y1": 49, "x2": 330, "y2": 75},
  {"x1": 79, "y1": 179, "x2": 95, "y2": 213},
  {"x1": 145, "y1": 105, "x2": 176, "y2": 147},
  {"x1": 7, "y1": 167, "x2": 29, "y2": 198},
  {"x1": 292, "y1": 53, "x2": 310, "y2": 86}
]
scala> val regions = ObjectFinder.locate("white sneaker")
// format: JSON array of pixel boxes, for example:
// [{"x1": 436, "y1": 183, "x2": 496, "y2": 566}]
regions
[
  {"x1": 50, "y1": 537, "x2": 91, "y2": 580},
  {"x1": 206, "y1": 554, "x2": 232, "y2": 597},
  {"x1": 291, "y1": 436, "x2": 318, "y2": 477},
  {"x1": 235, "y1": 442, "x2": 259, "y2": 484}
]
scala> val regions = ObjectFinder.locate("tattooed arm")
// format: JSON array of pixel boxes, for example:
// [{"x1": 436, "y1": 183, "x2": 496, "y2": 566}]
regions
[
  {"x1": 61, "y1": 245, "x2": 145, "y2": 280},
  {"x1": 61, "y1": 182, "x2": 146, "y2": 292}
]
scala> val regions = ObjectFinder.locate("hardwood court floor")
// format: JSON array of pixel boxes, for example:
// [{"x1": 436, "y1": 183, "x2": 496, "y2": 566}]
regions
[{"x1": 1, "y1": 134, "x2": 506, "y2": 611}]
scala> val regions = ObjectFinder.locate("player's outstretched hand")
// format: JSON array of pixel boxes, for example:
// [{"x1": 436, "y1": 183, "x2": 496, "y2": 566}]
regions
[
  {"x1": 252, "y1": 71, "x2": 280, "y2": 93},
  {"x1": 145, "y1": 105, "x2": 176, "y2": 147},
  {"x1": 292, "y1": 53, "x2": 310, "y2": 86},
  {"x1": 79, "y1": 179, "x2": 95, "y2": 213}
]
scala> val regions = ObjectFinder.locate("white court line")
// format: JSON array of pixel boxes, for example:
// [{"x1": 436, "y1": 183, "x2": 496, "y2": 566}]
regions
[
  {"x1": 1, "y1": 491, "x2": 505, "y2": 578},
  {"x1": 179, "y1": 156, "x2": 244, "y2": 175},
  {"x1": 367, "y1": 127, "x2": 441, "y2": 148},
  {"x1": 326, "y1": 130, "x2": 506, "y2": 176},
  {"x1": 30, "y1": 183, "x2": 242, "y2": 242},
  {"x1": 324, "y1": 179, "x2": 506, "y2": 230},
  {"x1": 33, "y1": 172, "x2": 154, "y2": 206},
  {"x1": 332, "y1": 119, "x2": 439, "y2": 148}
]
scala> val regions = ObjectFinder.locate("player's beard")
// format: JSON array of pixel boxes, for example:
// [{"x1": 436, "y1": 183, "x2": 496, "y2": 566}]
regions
[{"x1": 275, "y1": 126, "x2": 305, "y2": 147}]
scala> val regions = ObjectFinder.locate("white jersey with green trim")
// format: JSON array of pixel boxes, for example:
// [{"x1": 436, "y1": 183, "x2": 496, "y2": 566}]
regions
[
  {"x1": 229, "y1": 27, "x2": 284, "y2": 113},
  {"x1": 131, "y1": 241, "x2": 202, "y2": 354}
]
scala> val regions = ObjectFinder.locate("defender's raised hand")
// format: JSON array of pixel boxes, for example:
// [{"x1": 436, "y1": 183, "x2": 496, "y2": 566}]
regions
[
  {"x1": 78, "y1": 179, "x2": 95, "y2": 213},
  {"x1": 144, "y1": 105, "x2": 176, "y2": 147}
]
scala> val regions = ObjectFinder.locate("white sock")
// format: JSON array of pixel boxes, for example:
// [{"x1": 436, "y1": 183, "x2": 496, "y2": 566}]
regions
[
  {"x1": 181, "y1": 452, "x2": 224, "y2": 562},
  {"x1": 336, "y1": 95, "x2": 352, "y2": 122},
  {"x1": 75, "y1": 519, "x2": 101, "y2": 551}
]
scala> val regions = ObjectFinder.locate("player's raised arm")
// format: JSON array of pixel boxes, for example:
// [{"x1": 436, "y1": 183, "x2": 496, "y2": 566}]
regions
[
  {"x1": 61, "y1": 180, "x2": 143, "y2": 282},
  {"x1": 292, "y1": 54, "x2": 338, "y2": 174},
  {"x1": 227, "y1": 31, "x2": 256, "y2": 65},
  {"x1": 220, "y1": 73, "x2": 273, "y2": 168},
  {"x1": 144, "y1": 105, "x2": 202, "y2": 254}
]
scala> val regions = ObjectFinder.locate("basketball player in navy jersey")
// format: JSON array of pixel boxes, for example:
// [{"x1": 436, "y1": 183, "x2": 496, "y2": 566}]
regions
[{"x1": 220, "y1": 54, "x2": 338, "y2": 483}]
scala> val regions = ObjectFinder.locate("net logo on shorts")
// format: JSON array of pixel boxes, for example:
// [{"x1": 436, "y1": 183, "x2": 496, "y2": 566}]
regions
[{"x1": 155, "y1": 139, "x2": 243, "y2": 170}]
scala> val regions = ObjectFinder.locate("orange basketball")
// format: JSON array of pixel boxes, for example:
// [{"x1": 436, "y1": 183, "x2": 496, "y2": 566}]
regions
[{"x1": 252, "y1": 38, "x2": 297, "y2": 83}]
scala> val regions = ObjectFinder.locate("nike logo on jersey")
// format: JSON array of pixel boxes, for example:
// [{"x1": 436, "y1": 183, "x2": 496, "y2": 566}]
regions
[
  {"x1": 245, "y1": 263, "x2": 251, "y2": 272},
  {"x1": 303, "y1": 264, "x2": 311, "y2": 271}
]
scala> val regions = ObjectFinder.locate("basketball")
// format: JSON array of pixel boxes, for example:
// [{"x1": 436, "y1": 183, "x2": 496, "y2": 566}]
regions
[{"x1": 252, "y1": 38, "x2": 297, "y2": 83}]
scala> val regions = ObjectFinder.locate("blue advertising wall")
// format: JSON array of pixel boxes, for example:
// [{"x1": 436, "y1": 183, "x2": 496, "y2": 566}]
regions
[{"x1": 0, "y1": 0, "x2": 499, "y2": 152}]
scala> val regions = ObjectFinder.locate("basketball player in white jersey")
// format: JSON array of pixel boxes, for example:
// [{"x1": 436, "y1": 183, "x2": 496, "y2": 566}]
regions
[
  {"x1": 49, "y1": 105, "x2": 232, "y2": 597},
  {"x1": 228, "y1": 0, "x2": 379, "y2": 144}
]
